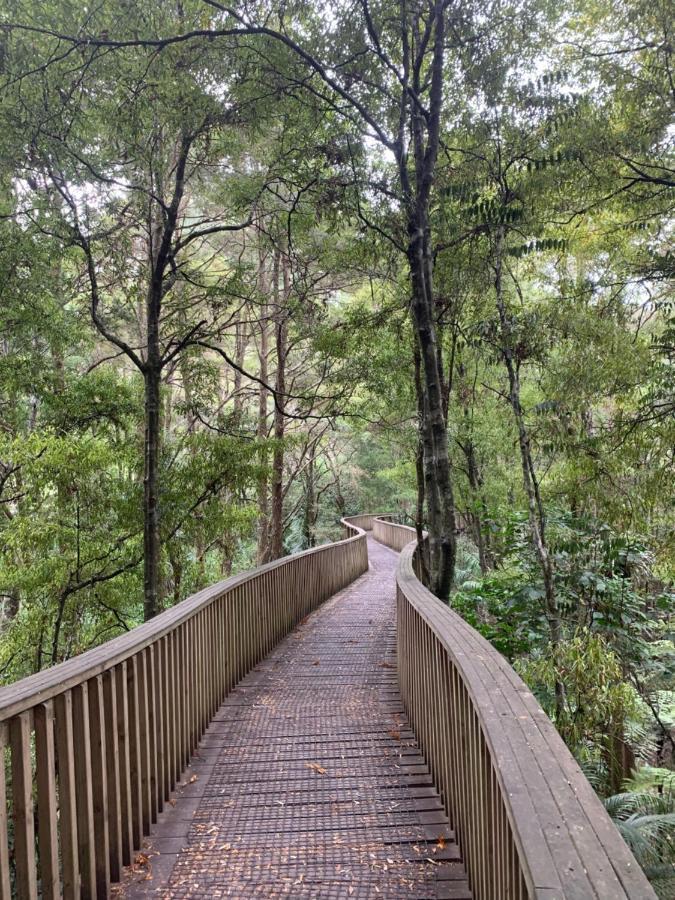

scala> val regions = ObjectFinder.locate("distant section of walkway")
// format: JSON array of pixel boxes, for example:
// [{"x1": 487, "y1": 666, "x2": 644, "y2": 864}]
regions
[{"x1": 120, "y1": 536, "x2": 470, "y2": 898}]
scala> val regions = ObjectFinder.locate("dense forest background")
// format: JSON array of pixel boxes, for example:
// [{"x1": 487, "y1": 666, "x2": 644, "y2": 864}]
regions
[{"x1": 0, "y1": 0, "x2": 673, "y2": 888}]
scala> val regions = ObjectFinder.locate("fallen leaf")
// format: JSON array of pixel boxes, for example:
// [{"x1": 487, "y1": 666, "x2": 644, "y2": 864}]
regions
[
  {"x1": 436, "y1": 836, "x2": 446, "y2": 850},
  {"x1": 188, "y1": 774, "x2": 198, "y2": 784},
  {"x1": 306, "y1": 762, "x2": 327, "y2": 775},
  {"x1": 388, "y1": 728, "x2": 401, "y2": 741}
]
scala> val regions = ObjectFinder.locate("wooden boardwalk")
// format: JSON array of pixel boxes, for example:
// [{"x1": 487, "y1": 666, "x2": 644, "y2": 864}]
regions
[{"x1": 119, "y1": 537, "x2": 470, "y2": 898}]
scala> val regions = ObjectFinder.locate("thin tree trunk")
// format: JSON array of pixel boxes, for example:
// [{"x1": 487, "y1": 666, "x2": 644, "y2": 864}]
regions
[
  {"x1": 302, "y1": 446, "x2": 317, "y2": 549},
  {"x1": 269, "y1": 251, "x2": 288, "y2": 560},
  {"x1": 233, "y1": 312, "x2": 248, "y2": 422},
  {"x1": 144, "y1": 364, "x2": 162, "y2": 620},
  {"x1": 180, "y1": 350, "x2": 206, "y2": 588},
  {"x1": 413, "y1": 340, "x2": 431, "y2": 584},
  {"x1": 408, "y1": 235, "x2": 456, "y2": 599},
  {"x1": 257, "y1": 247, "x2": 271, "y2": 563}
]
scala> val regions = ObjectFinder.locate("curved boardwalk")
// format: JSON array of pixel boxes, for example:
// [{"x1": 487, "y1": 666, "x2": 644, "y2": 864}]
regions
[{"x1": 119, "y1": 537, "x2": 470, "y2": 899}]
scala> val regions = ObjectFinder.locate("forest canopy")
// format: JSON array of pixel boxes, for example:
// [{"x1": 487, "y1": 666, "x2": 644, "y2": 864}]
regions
[{"x1": 0, "y1": 0, "x2": 673, "y2": 889}]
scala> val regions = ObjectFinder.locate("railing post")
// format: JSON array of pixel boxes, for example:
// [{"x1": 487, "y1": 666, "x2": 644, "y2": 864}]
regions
[
  {"x1": 11, "y1": 712, "x2": 37, "y2": 900},
  {"x1": 0, "y1": 725, "x2": 10, "y2": 899},
  {"x1": 34, "y1": 701, "x2": 60, "y2": 900}
]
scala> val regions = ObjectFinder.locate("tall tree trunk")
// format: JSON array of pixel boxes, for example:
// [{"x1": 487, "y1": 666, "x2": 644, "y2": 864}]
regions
[
  {"x1": 257, "y1": 248, "x2": 270, "y2": 564},
  {"x1": 233, "y1": 311, "x2": 248, "y2": 422},
  {"x1": 144, "y1": 364, "x2": 162, "y2": 621},
  {"x1": 407, "y1": 235, "x2": 457, "y2": 600},
  {"x1": 269, "y1": 251, "x2": 288, "y2": 560},
  {"x1": 397, "y1": 0, "x2": 457, "y2": 600},
  {"x1": 180, "y1": 350, "x2": 206, "y2": 589},
  {"x1": 413, "y1": 340, "x2": 431, "y2": 583},
  {"x1": 302, "y1": 445, "x2": 317, "y2": 549}
]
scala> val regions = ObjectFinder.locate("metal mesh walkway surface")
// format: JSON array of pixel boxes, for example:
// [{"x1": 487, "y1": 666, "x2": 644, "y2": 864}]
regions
[{"x1": 118, "y1": 536, "x2": 471, "y2": 899}]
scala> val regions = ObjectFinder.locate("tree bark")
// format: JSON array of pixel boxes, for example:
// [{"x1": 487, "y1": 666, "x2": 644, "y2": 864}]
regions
[
  {"x1": 269, "y1": 251, "x2": 288, "y2": 560},
  {"x1": 257, "y1": 248, "x2": 271, "y2": 564},
  {"x1": 143, "y1": 364, "x2": 162, "y2": 620},
  {"x1": 233, "y1": 312, "x2": 248, "y2": 422},
  {"x1": 412, "y1": 340, "x2": 431, "y2": 583},
  {"x1": 302, "y1": 444, "x2": 317, "y2": 548},
  {"x1": 396, "y1": 0, "x2": 457, "y2": 600}
]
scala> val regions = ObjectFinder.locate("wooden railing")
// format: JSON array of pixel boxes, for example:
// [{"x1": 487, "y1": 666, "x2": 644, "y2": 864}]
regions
[
  {"x1": 0, "y1": 519, "x2": 368, "y2": 899},
  {"x1": 373, "y1": 515, "x2": 417, "y2": 551},
  {"x1": 373, "y1": 517, "x2": 656, "y2": 900},
  {"x1": 341, "y1": 513, "x2": 379, "y2": 533}
]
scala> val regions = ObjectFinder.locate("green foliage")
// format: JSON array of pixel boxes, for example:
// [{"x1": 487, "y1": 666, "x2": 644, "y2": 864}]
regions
[
  {"x1": 604, "y1": 778, "x2": 675, "y2": 898},
  {"x1": 0, "y1": 0, "x2": 672, "y2": 889},
  {"x1": 517, "y1": 630, "x2": 639, "y2": 762}
]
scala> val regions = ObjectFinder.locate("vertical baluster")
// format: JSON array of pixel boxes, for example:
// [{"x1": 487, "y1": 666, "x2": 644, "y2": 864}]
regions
[
  {"x1": 455, "y1": 677, "x2": 468, "y2": 864},
  {"x1": 34, "y1": 702, "x2": 59, "y2": 900},
  {"x1": 126, "y1": 655, "x2": 144, "y2": 847},
  {"x1": 136, "y1": 652, "x2": 152, "y2": 834},
  {"x1": 88, "y1": 674, "x2": 110, "y2": 898},
  {"x1": 205, "y1": 608, "x2": 212, "y2": 727},
  {"x1": 186, "y1": 618, "x2": 195, "y2": 760},
  {"x1": 206, "y1": 605, "x2": 215, "y2": 718},
  {"x1": 55, "y1": 691, "x2": 80, "y2": 899},
  {"x1": 115, "y1": 662, "x2": 134, "y2": 866},
  {"x1": 73, "y1": 683, "x2": 97, "y2": 897},
  {"x1": 195, "y1": 614, "x2": 203, "y2": 742},
  {"x1": 10, "y1": 711, "x2": 36, "y2": 900},
  {"x1": 191, "y1": 616, "x2": 199, "y2": 749},
  {"x1": 233, "y1": 593, "x2": 242, "y2": 684},
  {"x1": 0, "y1": 724, "x2": 12, "y2": 900},
  {"x1": 241, "y1": 585, "x2": 249, "y2": 676},
  {"x1": 174, "y1": 630, "x2": 183, "y2": 781},
  {"x1": 149, "y1": 643, "x2": 163, "y2": 818},
  {"x1": 476, "y1": 715, "x2": 486, "y2": 898},
  {"x1": 225, "y1": 593, "x2": 234, "y2": 695},
  {"x1": 103, "y1": 668, "x2": 122, "y2": 881},
  {"x1": 147, "y1": 645, "x2": 159, "y2": 822},
  {"x1": 166, "y1": 634, "x2": 178, "y2": 791},
  {"x1": 161, "y1": 636, "x2": 172, "y2": 799},
  {"x1": 216, "y1": 597, "x2": 225, "y2": 705},
  {"x1": 177, "y1": 625, "x2": 188, "y2": 773},
  {"x1": 153, "y1": 640, "x2": 166, "y2": 806}
]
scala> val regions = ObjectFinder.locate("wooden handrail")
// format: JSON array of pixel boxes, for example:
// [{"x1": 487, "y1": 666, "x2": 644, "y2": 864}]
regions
[
  {"x1": 0, "y1": 518, "x2": 370, "y2": 899},
  {"x1": 373, "y1": 517, "x2": 656, "y2": 900},
  {"x1": 372, "y1": 515, "x2": 418, "y2": 551}
]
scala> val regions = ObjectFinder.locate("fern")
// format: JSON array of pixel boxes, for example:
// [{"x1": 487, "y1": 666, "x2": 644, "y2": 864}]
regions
[{"x1": 604, "y1": 789, "x2": 675, "y2": 898}]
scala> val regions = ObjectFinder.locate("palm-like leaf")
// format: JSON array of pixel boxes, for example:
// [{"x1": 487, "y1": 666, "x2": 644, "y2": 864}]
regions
[{"x1": 604, "y1": 791, "x2": 675, "y2": 897}]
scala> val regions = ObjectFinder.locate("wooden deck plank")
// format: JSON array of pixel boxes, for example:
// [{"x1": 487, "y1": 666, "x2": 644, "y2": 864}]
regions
[{"x1": 118, "y1": 537, "x2": 470, "y2": 899}]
